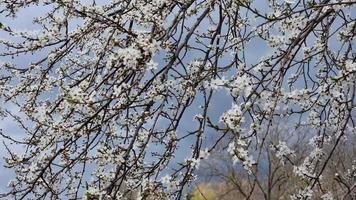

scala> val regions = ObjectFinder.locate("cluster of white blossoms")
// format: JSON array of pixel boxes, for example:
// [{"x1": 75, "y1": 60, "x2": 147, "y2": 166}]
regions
[
  {"x1": 227, "y1": 138, "x2": 255, "y2": 174},
  {"x1": 228, "y1": 74, "x2": 254, "y2": 97},
  {"x1": 0, "y1": 0, "x2": 355, "y2": 199},
  {"x1": 220, "y1": 104, "x2": 244, "y2": 131},
  {"x1": 293, "y1": 144, "x2": 325, "y2": 180},
  {"x1": 184, "y1": 149, "x2": 210, "y2": 170},
  {"x1": 204, "y1": 76, "x2": 227, "y2": 90},
  {"x1": 291, "y1": 186, "x2": 313, "y2": 200},
  {"x1": 271, "y1": 141, "x2": 295, "y2": 164},
  {"x1": 160, "y1": 175, "x2": 178, "y2": 191}
]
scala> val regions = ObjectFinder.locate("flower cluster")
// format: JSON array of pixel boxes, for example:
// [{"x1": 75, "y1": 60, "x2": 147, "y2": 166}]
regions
[{"x1": 271, "y1": 141, "x2": 295, "y2": 164}]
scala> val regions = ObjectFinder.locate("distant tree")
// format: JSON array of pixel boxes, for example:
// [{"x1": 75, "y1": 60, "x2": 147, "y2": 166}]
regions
[
  {"x1": 0, "y1": 0, "x2": 355, "y2": 199},
  {"x1": 197, "y1": 121, "x2": 356, "y2": 199}
]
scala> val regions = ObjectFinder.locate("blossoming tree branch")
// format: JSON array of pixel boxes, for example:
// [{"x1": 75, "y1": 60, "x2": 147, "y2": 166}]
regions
[{"x1": 0, "y1": 0, "x2": 355, "y2": 199}]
